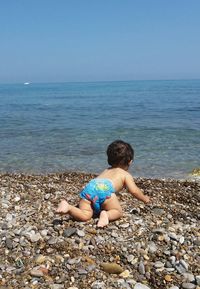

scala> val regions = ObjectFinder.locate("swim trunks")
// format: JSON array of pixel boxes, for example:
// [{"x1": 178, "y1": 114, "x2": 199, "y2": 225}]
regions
[{"x1": 80, "y1": 179, "x2": 115, "y2": 214}]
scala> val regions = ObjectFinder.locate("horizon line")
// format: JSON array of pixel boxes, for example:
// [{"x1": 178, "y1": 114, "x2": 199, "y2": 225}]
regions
[{"x1": 0, "y1": 77, "x2": 200, "y2": 85}]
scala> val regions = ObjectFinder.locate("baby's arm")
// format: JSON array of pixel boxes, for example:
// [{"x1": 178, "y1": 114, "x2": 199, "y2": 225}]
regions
[{"x1": 124, "y1": 173, "x2": 150, "y2": 203}]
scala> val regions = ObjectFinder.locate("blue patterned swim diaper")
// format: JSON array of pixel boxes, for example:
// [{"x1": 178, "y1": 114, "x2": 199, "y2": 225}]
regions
[{"x1": 80, "y1": 178, "x2": 115, "y2": 214}]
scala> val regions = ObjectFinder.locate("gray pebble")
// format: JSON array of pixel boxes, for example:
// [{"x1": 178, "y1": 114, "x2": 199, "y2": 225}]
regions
[
  {"x1": 181, "y1": 283, "x2": 196, "y2": 289},
  {"x1": 5, "y1": 238, "x2": 13, "y2": 249},
  {"x1": 120, "y1": 223, "x2": 130, "y2": 228},
  {"x1": 63, "y1": 227, "x2": 77, "y2": 237},
  {"x1": 196, "y1": 275, "x2": 200, "y2": 286},
  {"x1": 154, "y1": 261, "x2": 164, "y2": 268},
  {"x1": 48, "y1": 237, "x2": 58, "y2": 245},
  {"x1": 50, "y1": 285, "x2": 64, "y2": 289},
  {"x1": 134, "y1": 283, "x2": 151, "y2": 289},
  {"x1": 169, "y1": 232, "x2": 179, "y2": 241},
  {"x1": 180, "y1": 259, "x2": 189, "y2": 271},
  {"x1": 91, "y1": 281, "x2": 106, "y2": 289},
  {"x1": 78, "y1": 268, "x2": 88, "y2": 275},
  {"x1": 148, "y1": 242, "x2": 157, "y2": 253},
  {"x1": 182, "y1": 273, "x2": 195, "y2": 283},
  {"x1": 30, "y1": 232, "x2": 41, "y2": 243},
  {"x1": 77, "y1": 229, "x2": 85, "y2": 237},
  {"x1": 175, "y1": 263, "x2": 187, "y2": 274},
  {"x1": 127, "y1": 255, "x2": 134, "y2": 263},
  {"x1": 138, "y1": 261, "x2": 145, "y2": 275},
  {"x1": 152, "y1": 207, "x2": 165, "y2": 216}
]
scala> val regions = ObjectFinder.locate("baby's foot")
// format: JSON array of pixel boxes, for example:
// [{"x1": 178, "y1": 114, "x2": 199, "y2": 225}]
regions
[
  {"x1": 56, "y1": 200, "x2": 70, "y2": 214},
  {"x1": 97, "y1": 210, "x2": 109, "y2": 227}
]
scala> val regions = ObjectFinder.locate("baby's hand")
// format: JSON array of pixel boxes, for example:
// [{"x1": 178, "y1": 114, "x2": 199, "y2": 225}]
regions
[{"x1": 143, "y1": 195, "x2": 150, "y2": 204}]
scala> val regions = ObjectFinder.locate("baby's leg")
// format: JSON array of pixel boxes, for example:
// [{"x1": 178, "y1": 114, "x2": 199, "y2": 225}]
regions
[
  {"x1": 97, "y1": 194, "x2": 123, "y2": 227},
  {"x1": 56, "y1": 199, "x2": 93, "y2": 222}
]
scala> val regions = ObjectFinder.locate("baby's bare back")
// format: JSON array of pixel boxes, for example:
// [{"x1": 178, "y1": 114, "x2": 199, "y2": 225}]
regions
[{"x1": 97, "y1": 168, "x2": 127, "y2": 192}]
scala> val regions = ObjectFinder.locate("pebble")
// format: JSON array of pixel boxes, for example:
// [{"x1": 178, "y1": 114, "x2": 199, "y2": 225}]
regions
[
  {"x1": 138, "y1": 261, "x2": 145, "y2": 275},
  {"x1": 120, "y1": 223, "x2": 130, "y2": 228},
  {"x1": 101, "y1": 263, "x2": 124, "y2": 274},
  {"x1": 35, "y1": 255, "x2": 47, "y2": 264},
  {"x1": 154, "y1": 261, "x2": 165, "y2": 268},
  {"x1": 29, "y1": 232, "x2": 41, "y2": 243},
  {"x1": 76, "y1": 229, "x2": 85, "y2": 237},
  {"x1": 63, "y1": 227, "x2": 77, "y2": 237},
  {"x1": 180, "y1": 259, "x2": 189, "y2": 270},
  {"x1": 182, "y1": 273, "x2": 195, "y2": 283},
  {"x1": 196, "y1": 276, "x2": 200, "y2": 285},
  {"x1": 152, "y1": 207, "x2": 165, "y2": 215},
  {"x1": 50, "y1": 285, "x2": 64, "y2": 289},
  {"x1": 0, "y1": 172, "x2": 199, "y2": 289},
  {"x1": 134, "y1": 283, "x2": 151, "y2": 289},
  {"x1": 119, "y1": 270, "x2": 131, "y2": 278},
  {"x1": 175, "y1": 263, "x2": 187, "y2": 274},
  {"x1": 127, "y1": 255, "x2": 134, "y2": 263},
  {"x1": 30, "y1": 268, "x2": 44, "y2": 277},
  {"x1": 91, "y1": 281, "x2": 106, "y2": 289},
  {"x1": 181, "y1": 283, "x2": 196, "y2": 289},
  {"x1": 5, "y1": 238, "x2": 13, "y2": 250},
  {"x1": 148, "y1": 242, "x2": 157, "y2": 253}
]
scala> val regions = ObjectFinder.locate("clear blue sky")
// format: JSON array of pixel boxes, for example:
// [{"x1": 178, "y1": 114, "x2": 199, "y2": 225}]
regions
[{"x1": 0, "y1": 0, "x2": 200, "y2": 83}]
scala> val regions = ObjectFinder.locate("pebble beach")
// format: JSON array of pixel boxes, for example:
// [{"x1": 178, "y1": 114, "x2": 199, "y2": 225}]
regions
[{"x1": 0, "y1": 172, "x2": 199, "y2": 289}]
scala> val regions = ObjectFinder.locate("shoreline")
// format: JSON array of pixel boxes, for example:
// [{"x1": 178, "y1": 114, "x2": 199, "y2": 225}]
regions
[
  {"x1": 0, "y1": 169, "x2": 199, "y2": 184},
  {"x1": 0, "y1": 171, "x2": 199, "y2": 288}
]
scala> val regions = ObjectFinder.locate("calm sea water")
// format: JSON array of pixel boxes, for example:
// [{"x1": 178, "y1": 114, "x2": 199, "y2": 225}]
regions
[{"x1": 0, "y1": 80, "x2": 199, "y2": 179}]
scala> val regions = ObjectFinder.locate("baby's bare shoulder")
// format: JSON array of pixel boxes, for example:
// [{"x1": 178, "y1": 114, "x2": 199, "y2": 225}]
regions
[{"x1": 115, "y1": 168, "x2": 130, "y2": 179}]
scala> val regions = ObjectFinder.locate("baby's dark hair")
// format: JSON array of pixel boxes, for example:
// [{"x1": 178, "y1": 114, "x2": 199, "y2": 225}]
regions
[{"x1": 107, "y1": 140, "x2": 134, "y2": 167}]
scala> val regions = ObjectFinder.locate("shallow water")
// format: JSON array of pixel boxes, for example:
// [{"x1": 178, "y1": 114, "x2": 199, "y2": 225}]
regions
[{"x1": 0, "y1": 80, "x2": 199, "y2": 179}]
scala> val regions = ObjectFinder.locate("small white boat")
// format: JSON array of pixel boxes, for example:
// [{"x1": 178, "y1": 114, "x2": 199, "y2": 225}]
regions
[{"x1": 24, "y1": 82, "x2": 30, "y2": 85}]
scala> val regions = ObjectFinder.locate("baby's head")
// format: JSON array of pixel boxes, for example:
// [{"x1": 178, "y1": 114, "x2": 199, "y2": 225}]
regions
[{"x1": 107, "y1": 140, "x2": 134, "y2": 169}]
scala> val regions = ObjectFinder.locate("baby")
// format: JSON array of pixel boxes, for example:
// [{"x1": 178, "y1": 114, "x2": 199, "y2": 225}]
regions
[{"x1": 56, "y1": 140, "x2": 150, "y2": 227}]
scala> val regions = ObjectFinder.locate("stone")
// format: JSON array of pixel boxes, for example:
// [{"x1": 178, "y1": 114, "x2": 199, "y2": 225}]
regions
[
  {"x1": 30, "y1": 268, "x2": 44, "y2": 277},
  {"x1": 148, "y1": 242, "x2": 157, "y2": 253},
  {"x1": 35, "y1": 255, "x2": 47, "y2": 264},
  {"x1": 29, "y1": 232, "x2": 41, "y2": 243},
  {"x1": 154, "y1": 261, "x2": 164, "y2": 268},
  {"x1": 180, "y1": 259, "x2": 189, "y2": 271},
  {"x1": 101, "y1": 263, "x2": 124, "y2": 274},
  {"x1": 119, "y1": 270, "x2": 131, "y2": 278},
  {"x1": 181, "y1": 283, "x2": 196, "y2": 289},
  {"x1": 91, "y1": 281, "x2": 105, "y2": 289},
  {"x1": 52, "y1": 219, "x2": 63, "y2": 226},
  {"x1": 175, "y1": 263, "x2": 187, "y2": 274},
  {"x1": 134, "y1": 283, "x2": 151, "y2": 289},
  {"x1": 138, "y1": 262, "x2": 145, "y2": 275},
  {"x1": 127, "y1": 255, "x2": 134, "y2": 263},
  {"x1": 196, "y1": 276, "x2": 200, "y2": 286},
  {"x1": 152, "y1": 207, "x2": 165, "y2": 215},
  {"x1": 164, "y1": 275, "x2": 173, "y2": 282},
  {"x1": 120, "y1": 223, "x2": 130, "y2": 228},
  {"x1": 76, "y1": 229, "x2": 85, "y2": 237},
  {"x1": 50, "y1": 285, "x2": 64, "y2": 289},
  {"x1": 182, "y1": 273, "x2": 195, "y2": 283},
  {"x1": 63, "y1": 227, "x2": 77, "y2": 237},
  {"x1": 5, "y1": 238, "x2": 13, "y2": 249},
  {"x1": 78, "y1": 268, "x2": 88, "y2": 275}
]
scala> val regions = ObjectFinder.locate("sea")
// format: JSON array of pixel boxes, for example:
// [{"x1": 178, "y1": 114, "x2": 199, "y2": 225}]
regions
[{"x1": 0, "y1": 80, "x2": 199, "y2": 179}]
